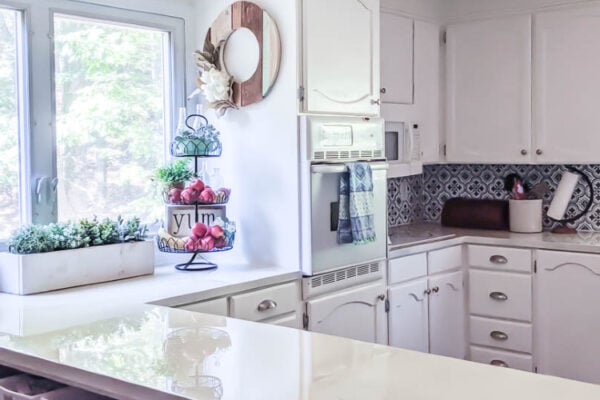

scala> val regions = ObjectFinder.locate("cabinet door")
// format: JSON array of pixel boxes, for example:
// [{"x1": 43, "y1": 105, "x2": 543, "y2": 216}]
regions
[
  {"x1": 307, "y1": 282, "x2": 387, "y2": 344},
  {"x1": 446, "y1": 15, "x2": 532, "y2": 163},
  {"x1": 429, "y1": 271, "x2": 466, "y2": 359},
  {"x1": 381, "y1": 12, "x2": 413, "y2": 104},
  {"x1": 388, "y1": 278, "x2": 429, "y2": 352},
  {"x1": 536, "y1": 250, "x2": 600, "y2": 384},
  {"x1": 302, "y1": 0, "x2": 380, "y2": 115},
  {"x1": 533, "y1": 6, "x2": 600, "y2": 163}
]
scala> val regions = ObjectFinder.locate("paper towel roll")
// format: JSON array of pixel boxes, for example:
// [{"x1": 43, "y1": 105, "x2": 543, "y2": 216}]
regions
[{"x1": 547, "y1": 171, "x2": 579, "y2": 220}]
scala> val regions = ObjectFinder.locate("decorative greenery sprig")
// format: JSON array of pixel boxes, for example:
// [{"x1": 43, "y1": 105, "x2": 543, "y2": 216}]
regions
[
  {"x1": 7, "y1": 216, "x2": 148, "y2": 255},
  {"x1": 154, "y1": 160, "x2": 194, "y2": 188}
]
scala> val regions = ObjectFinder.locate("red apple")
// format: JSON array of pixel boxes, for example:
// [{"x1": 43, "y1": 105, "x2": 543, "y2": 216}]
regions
[
  {"x1": 214, "y1": 236, "x2": 227, "y2": 249},
  {"x1": 168, "y1": 188, "x2": 182, "y2": 203},
  {"x1": 190, "y1": 179, "x2": 205, "y2": 192},
  {"x1": 191, "y1": 223, "x2": 208, "y2": 238},
  {"x1": 208, "y1": 225, "x2": 225, "y2": 239},
  {"x1": 199, "y1": 188, "x2": 216, "y2": 203},
  {"x1": 200, "y1": 235, "x2": 215, "y2": 251}
]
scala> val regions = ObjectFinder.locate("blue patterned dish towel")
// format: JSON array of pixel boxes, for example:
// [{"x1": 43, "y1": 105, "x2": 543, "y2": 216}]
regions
[{"x1": 337, "y1": 162, "x2": 376, "y2": 245}]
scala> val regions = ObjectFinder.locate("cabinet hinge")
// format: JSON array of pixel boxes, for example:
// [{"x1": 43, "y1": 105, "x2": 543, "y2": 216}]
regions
[
  {"x1": 534, "y1": 366, "x2": 538, "y2": 373},
  {"x1": 534, "y1": 260, "x2": 537, "y2": 274},
  {"x1": 385, "y1": 299, "x2": 390, "y2": 313},
  {"x1": 298, "y1": 86, "x2": 305, "y2": 102},
  {"x1": 443, "y1": 144, "x2": 447, "y2": 157},
  {"x1": 442, "y1": 31, "x2": 447, "y2": 45},
  {"x1": 303, "y1": 313, "x2": 309, "y2": 330}
]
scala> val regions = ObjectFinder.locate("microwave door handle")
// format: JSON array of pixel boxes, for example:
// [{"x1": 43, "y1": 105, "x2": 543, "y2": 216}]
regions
[
  {"x1": 408, "y1": 124, "x2": 414, "y2": 161},
  {"x1": 311, "y1": 162, "x2": 388, "y2": 174}
]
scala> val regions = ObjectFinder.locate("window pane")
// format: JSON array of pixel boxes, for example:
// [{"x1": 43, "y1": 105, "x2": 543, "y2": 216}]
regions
[
  {"x1": 54, "y1": 15, "x2": 168, "y2": 223},
  {"x1": 0, "y1": 9, "x2": 21, "y2": 238}
]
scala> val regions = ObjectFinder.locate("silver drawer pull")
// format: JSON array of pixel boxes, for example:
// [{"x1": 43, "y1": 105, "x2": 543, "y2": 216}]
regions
[
  {"x1": 490, "y1": 292, "x2": 508, "y2": 301},
  {"x1": 490, "y1": 331, "x2": 509, "y2": 341},
  {"x1": 257, "y1": 300, "x2": 277, "y2": 312},
  {"x1": 490, "y1": 360, "x2": 509, "y2": 368},
  {"x1": 489, "y1": 255, "x2": 508, "y2": 264}
]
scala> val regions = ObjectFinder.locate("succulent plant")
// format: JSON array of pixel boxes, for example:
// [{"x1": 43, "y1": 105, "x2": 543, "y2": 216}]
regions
[{"x1": 154, "y1": 160, "x2": 194, "y2": 188}]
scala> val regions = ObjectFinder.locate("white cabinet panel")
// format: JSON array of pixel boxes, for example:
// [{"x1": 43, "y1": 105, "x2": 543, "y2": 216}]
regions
[
  {"x1": 470, "y1": 346, "x2": 534, "y2": 372},
  {"x1": 230, "y1": 282, "x2": 301, "y2": 322},
  {"x1": 468, "y1": 245, "x2": 532, "y2": 273},
  {"x1": 429, "y1": 271, "x2": 465, "y2": 359},
  {"x1": 446, "y1": 15, "x2": 532, "y2": 163},
  {"x1": 470, "y1": 316, "x2": 532, "y2": 354},
  {"x1": 388, "y1": 278, "x2": 429, "y2": 352},
  {"x1": 264, "y1": 312, "x2": 303, "y2": 329},
  {"x1": 302, "y1": 0, "x2": 380, "y2": 115},
  {"x1": 534, "y1": 5, "x2": 600, "y2": 163},
  {"x1": 307, "y1": 282, "x2": 387, "y2": 344},
  {"x1": 536, "y1": 250, "x2": 600, "y2": 384},
  {"x1": 381, "y1": 12, "x2": 413, "y2": 104},
  {"x1": 428, "y1": 246, "x2": 463, "y2": 275},
  {"x1": 388, "y1": 253, "x2": 427, "y2": 284},
  {"x1": 469, "y1": 270, "x2": 532, "y2": 322},
  {"x1": 178, "y1": 297, "x2": 228, "y2": 316}
]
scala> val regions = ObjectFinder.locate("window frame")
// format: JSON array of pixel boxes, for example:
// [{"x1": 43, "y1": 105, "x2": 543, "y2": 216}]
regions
[{"x1": 0, "y1": 0, "x2": 187, "y2": 243}]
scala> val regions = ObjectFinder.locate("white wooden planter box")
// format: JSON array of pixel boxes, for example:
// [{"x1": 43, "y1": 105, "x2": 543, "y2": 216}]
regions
[{"x1": 0, "y1": 241, "x2": 155, "y2": 295}]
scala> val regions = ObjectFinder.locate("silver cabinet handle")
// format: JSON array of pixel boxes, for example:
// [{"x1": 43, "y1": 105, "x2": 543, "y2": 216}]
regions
[
  {"x1": 380, "y1": 88, "x2": 387, "y2": 94},
  {"x1": 490, "y1": 360, "x2": 509, "y2": 368},
  {"x1": 424, "y1": 289, "x2": 432, "y2": 295},
  {"x1": 521, "y1": 149, "x2": 528, "y2": 156},
  {"x1": 536, "y1": 149, "x2": 543, "y2": 155},
  {"x1": 489, "y1": 255, "x2": 508, "y2": 265},
  {"x1": 490, "y1": 292, "x2": 508, "y2": 301},
  {"x1": 431, "y1": 286, "x2": 440, "y2": 293},
  {"x1": 371, "y1": 99, "x2": 381, "y2": 105},
  {"x1": 490, "y1": 331, "x2": 509, "y2": 341},
  {"x1": 257, "y1": 300, "x2": 277, "y2": 312},
  {"x1": 377, "y1": 294, "x2": 386, "y2": 301}
]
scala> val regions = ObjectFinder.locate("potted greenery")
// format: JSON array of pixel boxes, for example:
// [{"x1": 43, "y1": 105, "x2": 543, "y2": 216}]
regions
[
  {"x1": 0, "y1": 217, "x2": 154, "y2": 295},
  {"x1": 155, "y1": 160, "x2": 195, "y2": 204}
]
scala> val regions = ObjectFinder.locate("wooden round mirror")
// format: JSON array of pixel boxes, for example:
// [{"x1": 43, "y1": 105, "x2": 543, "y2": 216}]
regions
[{"x1": 201, "y1": 1, "x2": 281, "y2": 112}]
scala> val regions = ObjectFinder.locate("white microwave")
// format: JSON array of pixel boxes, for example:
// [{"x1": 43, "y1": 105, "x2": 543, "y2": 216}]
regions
[{"x1": 385, "y1": 121, "x2": 423, "y2": 178}]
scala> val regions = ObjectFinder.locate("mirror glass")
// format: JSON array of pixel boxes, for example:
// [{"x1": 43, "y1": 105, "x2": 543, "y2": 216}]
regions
[{"x1": 224, "y1": 28, "x2": 260, "y2": 82}]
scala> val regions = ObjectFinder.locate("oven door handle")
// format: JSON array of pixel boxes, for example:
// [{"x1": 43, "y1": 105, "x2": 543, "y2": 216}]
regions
[{"x1": 311, "y1": 162, "x2": 388, "y2": 174}]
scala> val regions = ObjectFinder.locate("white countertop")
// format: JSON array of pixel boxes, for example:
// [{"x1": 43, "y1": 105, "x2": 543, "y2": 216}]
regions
[
  {"x1": 389, "y1": 223, "x2": 600, "y2": 256},
  {"x1": 1, "y1": 306, "x2": 600, "y2": 400},
  {"x1": 0, "y1": 262, "x2": 300, "y2": 336},
  {"x1": 2, "y1": 229, "x2": 600, "y2": 399}
]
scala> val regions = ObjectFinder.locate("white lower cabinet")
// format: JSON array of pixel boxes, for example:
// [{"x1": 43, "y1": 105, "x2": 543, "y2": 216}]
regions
[
  {"x1": 467, "y1": 246, "x2": 534, "y2": 372},
  {"x1": 305, "y1": 281, "x2": 388, "y2": 344},
  {"x1": 536, "y1": 250, "x2": 600, "y2": 384},
  {"x1": 177, "y1": 297, "x2": 229, "y2": 316},
  {"x1": 429, "y1": 271, "x2": 466, "y2": 358},
  {"x1": 387, "y1": 247, "x2": 466, "y2": 358},
  {"x1": 388, "y1": 278, "x2": 429, "y2": 352}
]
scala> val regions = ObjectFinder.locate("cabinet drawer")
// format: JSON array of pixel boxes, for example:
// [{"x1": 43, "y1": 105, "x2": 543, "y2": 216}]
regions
[
  {"x1": 469, "y1": 270, "x2": 532, "y2": 321},
  {"x1": 428, "y1": 246, "x2": 463, "y2": 275},
  {"x1": 230, "y1": 282, "x2": 300, "y2": 322},
  {"x1": 470, "y1": 346, "x2": 533, "y2": 372},
  {"x1": 178, "y1": 297, "x2": 229, "y2": 316},
  {"x1": 388, "y1": 253, "x2": 427, "y2": 284},
  {"x1": 468, "y1": 245, "x2": 532, "y2": 273},
  {"x1": 470, "y1": 316, "x2": 532, "y2": 353}
]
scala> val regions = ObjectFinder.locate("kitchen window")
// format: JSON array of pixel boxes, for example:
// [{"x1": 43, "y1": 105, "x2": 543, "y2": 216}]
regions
[{"x1": 0, "y1": 1, "x2": 186, "y2": 242}]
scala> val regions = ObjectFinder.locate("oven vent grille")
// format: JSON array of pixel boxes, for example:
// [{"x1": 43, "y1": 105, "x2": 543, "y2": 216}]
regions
[
  {"x1": 309, "y1": 262, "x2": 381, "y2": 289},
  {"x1": 312, "y1": 149, "x2": 382, "y2": 161}
]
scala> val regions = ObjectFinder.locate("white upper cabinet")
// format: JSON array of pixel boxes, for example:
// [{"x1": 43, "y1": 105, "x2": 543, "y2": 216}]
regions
[
  {"x1": 533, "y1": 5, "x2": 600, "y2": 163},
  {"x1": 381, "y1": 12, "x2": 413, "y2": 104},
  {"x1": 301, "y1": 0, "x2": 380, "y2": 116},
  {"x1": 446, "y1": 15, "x2": 532, "y2": 163}
]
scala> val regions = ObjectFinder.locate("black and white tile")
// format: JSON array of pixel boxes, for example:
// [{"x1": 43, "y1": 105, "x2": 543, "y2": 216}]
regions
[{"x1": 388, "y1": 164, "x2": 600, "y2": 231}]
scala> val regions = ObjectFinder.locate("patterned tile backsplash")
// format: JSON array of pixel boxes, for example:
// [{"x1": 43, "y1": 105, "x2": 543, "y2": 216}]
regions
[{"x1": 388, "y1": 164, "x2": 600, "y2": 231}]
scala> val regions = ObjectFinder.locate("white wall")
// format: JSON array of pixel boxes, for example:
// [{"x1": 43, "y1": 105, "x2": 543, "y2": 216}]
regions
[{"x1": 190, "y1": 0, "x2": 300, "y2": 269}]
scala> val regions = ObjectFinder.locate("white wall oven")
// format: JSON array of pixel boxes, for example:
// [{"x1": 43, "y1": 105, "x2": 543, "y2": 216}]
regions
[{"x1": 300, "y1": 116, "x2": 388, "y2": 276}]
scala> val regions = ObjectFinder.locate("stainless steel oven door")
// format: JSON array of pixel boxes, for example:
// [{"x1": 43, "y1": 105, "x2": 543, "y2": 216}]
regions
[{"x1": 308, "y1": 162, "x2": 388, "y2": 275}]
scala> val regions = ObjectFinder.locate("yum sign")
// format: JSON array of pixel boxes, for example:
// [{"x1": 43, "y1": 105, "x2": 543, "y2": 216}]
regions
[{"x1": 166, "y1": 205, "x2": 226, "y2": 238}]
